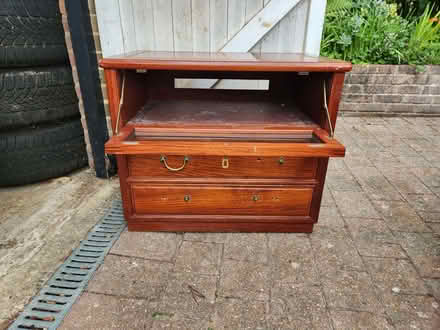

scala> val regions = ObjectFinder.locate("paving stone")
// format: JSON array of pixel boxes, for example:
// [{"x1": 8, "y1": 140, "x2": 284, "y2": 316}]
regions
[
  {"x1": 344, "y1": 150, "x2": 374, "y2": 168},
  {"x1": 402, "y1": 138, "x2": 433, "y2": 152},
  {"x1": 268, "y1": 234, "x2": 319, "y2": 285},
  {"x1": 310, "y1": 226, "x2": 365, "y2": 273},
  {"x1": 224, "y1": 233, "x2": 267, "y2": 264},
  {"x1": 389, "y1": 144, "x2": 420, "y2": 157},
  {"x1": 328, "y1": 158, "x2": 348, "y2": 171},
  {"x1": 86, "y1": 254, "x2": 172, "y2": 300},
  {"x1": 380, "y1": 294, "x2": 440, "y2": 330},
  {"x1": 212, "y1": 298, "x2": 266, "y2": 329},
  {"x1": 326, "y1": 169, "x2": 362, "y2": 192},
  {"x1": 364, "y1": 257, "x2": 429, "y2": 295},
  {"x1": 110, "y1": 230, "x2": 180, "y2": 262},
  {"x1": 321, "y1": 185, "x2": 335, "y2": 207},
  {"x1": 269, "y1": 283, "x2": 331, "y2": 330},
  {"x1": 316, "y1": 206, "x2": 345, "y2": 227},
  {"x1": 428, "y1": 223, "x2": 440, "y2": 234},
  {"x1": 405, "y1": 194, "x2": 440, "y2": 212},
  {"x1": 394, "y1": 232, "x2": 440, "y2": 278},
  {"x1": 60, "y1": 292, "x2": 154, "y2": 329},
  {"x1": 379, "y1": 169, "x2": 432, "y2": 195},
  {"x1": 425, "y1": 278, "x2": 440, "y2": 300},
  {"x1": 376, "y1": 135, "x2": 407, "y2": 149},
  {"x1": 417, "y1": 211, "x2": 440, "y2": 223},
  {"x1": 151, "y1": 273, "x2": 217, "y2": 329},
  {"x1": 366, "y1": 151, "x2": 403, "y2": 168},
  {"x1": 350, "y1": 166, "x2": 402, "y2": 201},
  {"x1": 329, "y1": 310, "x2": 394, "y2": 330},
  {"x1": 174, "y1": 241, "x2": 222, "y2": 275},
  {"x1": 421, "y1": 151, "x2": 440, "y2": 165},
  {"x1": 395, "y1": 155, "x2": 433, "y2": 168},
  {"x1": 218, "y1": 259, "x2": 269, "y2": 301},
  {"x1": 372, "y1": 200, "x2": 431, "y2": 232},
  {"x1": 431, "y1": 186, "x2": 440, "y2": 198},
  {"x1": 183, "y1": 232, "x2": 228, "y2": 243},
  {"x1": 410, "y1": 167, "x2": 440, "y2": 187},
  {"x1": 332, "y1": 191, "x2": 381, "y2": 218},
  {"x1": 345, "y1": 218, "x2": 406, "y2": 258},
  {"x1": 322, "y1": 270, "x2": 384, "y2": 313}
]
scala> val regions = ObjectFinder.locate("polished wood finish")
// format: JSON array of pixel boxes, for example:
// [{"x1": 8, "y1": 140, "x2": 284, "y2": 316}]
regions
[
  {"x1": 100, "y1": 51, "x2": 352, "y2": 72},
  {"x1": 128, "y1": 155, "x2": 318, "y2": 178},
  {"x1": 132, "y1": 185, "x2": 313, "y2": 216},
  {"x1": 102, "y1": 51, "x2": 350, "y2": 232},
  {"x1": 128, "y1": 222, "x2": 314, "y2": 233},
  {"x1": 106, "y1": 126, "x2": 345, "y2": 158}
]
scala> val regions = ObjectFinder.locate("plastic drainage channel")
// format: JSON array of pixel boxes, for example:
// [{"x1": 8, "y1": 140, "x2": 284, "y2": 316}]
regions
[{"x1": 9, "y1": 200, "x2": 126, "y2": 330}]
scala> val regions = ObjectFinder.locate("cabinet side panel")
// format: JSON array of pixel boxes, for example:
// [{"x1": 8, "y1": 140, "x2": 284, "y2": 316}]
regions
[
  {"x1": 116, "y1": 155, "x2": 133, "y2": 221},
  {"x1": 328, "y1": 72, "x2": 345, "y2": 132},
  {"x1": 104, "y1": 69, "x2": 121, "y2": 133},
  {"x1": 310, "y1": 157, "x2": 329, "y2": 223}
]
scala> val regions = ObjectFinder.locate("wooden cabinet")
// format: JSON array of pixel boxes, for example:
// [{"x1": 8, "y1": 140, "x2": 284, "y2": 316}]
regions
[{"x1": 101, "y1": 52, "x2": 351, "y2": 233}]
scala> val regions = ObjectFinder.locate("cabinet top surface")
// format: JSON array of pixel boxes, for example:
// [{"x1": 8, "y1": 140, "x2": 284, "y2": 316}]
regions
[{"x1": 100, "y1": 51, "x2": 352, "y2": 72}]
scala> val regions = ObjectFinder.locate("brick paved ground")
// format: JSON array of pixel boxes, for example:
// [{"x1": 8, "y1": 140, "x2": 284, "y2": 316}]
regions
[{"x1": 61, "y1": 117, "x2": 440, "y2": 329}]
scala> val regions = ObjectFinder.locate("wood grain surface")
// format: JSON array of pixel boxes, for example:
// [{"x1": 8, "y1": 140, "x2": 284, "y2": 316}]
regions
[{"x1": 131, "y1": 185, "x2": 313, "y2": 216}]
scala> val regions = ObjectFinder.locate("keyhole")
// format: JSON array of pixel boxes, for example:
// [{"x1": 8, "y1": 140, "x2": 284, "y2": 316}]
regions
[{"x1": 222, "y1": 158, "x2": 229, "y2": 169}]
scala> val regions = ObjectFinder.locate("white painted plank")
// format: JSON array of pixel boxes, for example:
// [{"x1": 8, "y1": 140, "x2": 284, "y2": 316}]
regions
[
  {"x1": 192, "y1": 0, "x2": 210, "y2": 51},
  {"x1": 173, "y1": 0, "x2": 193, "y2": 51},
  {"x1": 292, "y1": 0, "x2": 309, "y2": 53},
  {"x1": 222, "y1": 0, "x2": 302, "y2": 52},
  {"x1": 152, "y1": 0, "x2": 174, "y2": 50},
  {"x1": 227, "y1": 0, "x2": 246, "y2": 40},
  {"x1": 246, "y1": 0, "x2": 264, "y2": 22},
  {"x1": 119, "y1": 0, "x2": 137, "y2": 52},
  {"x1": 95, "y1": 0, "x2": 124, "y2": 57},
  {"x1": 304, "y1": 0, "x2": 326, "y2": 56},
  {"x1": 209, "y1": 0, "x2": 228, "y2": 51},
  {"x1": 277, "y1": 4, "x2": 296, "y2": 52},
  {"x1": 133, "y1": 0, "x2": 155, "y2": 51}
]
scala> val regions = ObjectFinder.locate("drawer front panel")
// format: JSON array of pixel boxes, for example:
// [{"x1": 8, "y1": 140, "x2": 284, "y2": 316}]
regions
[
  {"x1": 132, "y1": 185, "x2": 313, "y2": 216},
  {"x1": 128, "y1": 155, "x2": 318, "y2": 178}
]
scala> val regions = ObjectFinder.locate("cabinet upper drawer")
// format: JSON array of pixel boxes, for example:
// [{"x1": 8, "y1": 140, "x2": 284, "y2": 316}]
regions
[
  {"x1": 128, "y1": 155, "x2": 318, "y2": 179},
  {"x1": 131, "y1": 185, "x2": 314, "y2": 216},
  {"x1": 106, "y1": 126, "x2": 345, "y2": 158}
]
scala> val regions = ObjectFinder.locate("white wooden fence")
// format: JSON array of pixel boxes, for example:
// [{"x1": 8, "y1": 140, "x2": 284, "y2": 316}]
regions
[{"x1": 95, "y1": 0, "x2": 327, "y2": 88}]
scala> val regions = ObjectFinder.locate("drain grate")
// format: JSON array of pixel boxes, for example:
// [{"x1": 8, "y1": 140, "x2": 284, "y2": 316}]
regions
[{"x1": 9, "y1": 200, "x2": 126, "y2": 330}]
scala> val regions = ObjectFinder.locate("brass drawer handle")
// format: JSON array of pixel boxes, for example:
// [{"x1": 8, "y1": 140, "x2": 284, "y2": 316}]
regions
[
  {"x1": 184, "y1": 195, "x2": 191, "y2": 202},
  {"x1": 252, "y1": 195, "x2": 259, "y2": 202},
  {"x1": 160, "y1": 155, "x2": 189, "y2": 172},
  {"x1": 279, "y1": 157, "x2": 285, "y2": 165}
]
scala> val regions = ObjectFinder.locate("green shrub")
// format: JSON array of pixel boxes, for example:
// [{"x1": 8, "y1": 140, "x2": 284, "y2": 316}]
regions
[
  {"x1": 321, "y1": 0, "x2": 440, "y2": 65},
  {"x1": 322, "y1": 0, "x2": 411, "y2": 64},
  {"x1": 406, "y1": 5, "x2": 440, "y2": 64}
]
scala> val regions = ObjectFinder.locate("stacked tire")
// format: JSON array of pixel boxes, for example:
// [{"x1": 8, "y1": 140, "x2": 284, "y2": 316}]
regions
[{"x1": 0, "y1": 0, "x2": 88, "y2": 186}]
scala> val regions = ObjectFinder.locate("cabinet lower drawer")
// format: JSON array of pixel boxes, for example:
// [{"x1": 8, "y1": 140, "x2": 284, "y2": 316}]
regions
[
  {"x1": 131, "y1": 184, "x2": 314, "y2": 216},
  {"x1": 128, "y1": 155, "x2": 318, "y2": 179}
]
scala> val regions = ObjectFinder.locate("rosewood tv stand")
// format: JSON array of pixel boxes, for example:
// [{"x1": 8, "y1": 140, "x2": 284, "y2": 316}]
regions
[{"x1": 101, "y1": 51, "x2": 351, "y2": 233}]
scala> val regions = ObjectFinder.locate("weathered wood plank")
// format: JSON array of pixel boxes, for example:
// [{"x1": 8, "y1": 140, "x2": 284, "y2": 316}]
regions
[
  {"x1": 119, "y1": 0, "x2": 137, "y2": 52},
  {"x1": 152, "y1": 0, "x2": 174, "y2": 50},
  {"x1": 227, "y1": 0, "x2": 246, "y2": 40},
  {"x1": 173, "y1": 0, "x2": 192, "y2": 51},
  {"x1": 95, "y1": 0, "x2": 124, "y2": 56},
  {"x1": 192, "y1": 0, "x2": 210, "y2": 51},
  {"x1": 222, "y1": 0, "x2": 302, "y2": 52},
  {"x1": 133, "y1": 0, "x2": 155, "y2": 51},
  {"x1": 304, "y1": 0, "x2": 327, "y2": 56}
]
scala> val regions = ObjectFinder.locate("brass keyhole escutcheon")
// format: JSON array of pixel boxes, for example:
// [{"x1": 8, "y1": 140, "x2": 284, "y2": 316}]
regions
[
  {"x1": 279, "y1": 157, "x2": 285, "y2": 165},
  {"x1": 222, "y1": 157, "x2": 229, "y2": 169},
  {"x1": 184, "y1": 195, "x2": 191, "y2": 202},
  {"x1": 252, "y1": 195, "x2": 259, "y2": 202}
]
